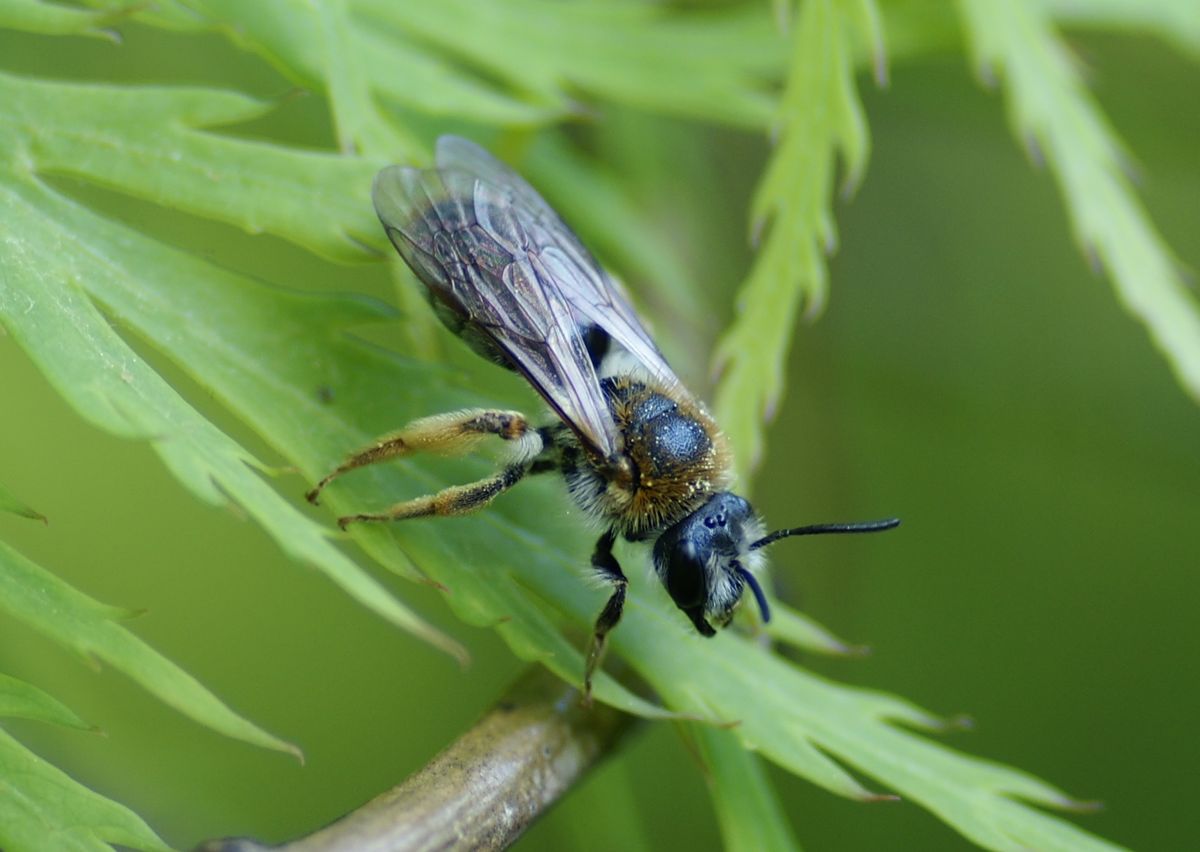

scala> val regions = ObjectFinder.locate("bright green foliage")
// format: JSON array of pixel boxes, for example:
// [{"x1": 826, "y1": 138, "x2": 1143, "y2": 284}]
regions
[
  {"x1": 0, "y1": 0, "x2": 123, "y2": 39},
  {"x1": 351, "y1": 0, "x2": 780, "y2": 129},
  {"x1": 959, "y1": 0, "x2": 1200, "y2": 403},
  {"x1": 0, "y1": 540, "x2": 297, "y2": 757},
  {"x1": 0, "y1": 726, "x2": 169, "y2": 852},
  {"x1": 694, "y1": 724, "x2": 803, "y2": 852},
  {"x1": 714, "y1": 0, "x2": 880, "y2": 479},
  {"x1": 0, "y1": 94, "x2": 466, "y2": 664},
  {"x1": 768, "y1": 601, "x2": 864, "y2": 656},
  {"x1": 0, "y1": 1, "x2": 1190, "y2": 849},
  {"x1": 0, "y1": 72, "x2": 384, "y2": 262},
  {"x1": 0, "y1": 674, "x2": 91, "y2": 730},
  {"x1": 0, "y1": 676, "x2": 166, "y2": 847},
  {"x1": 1043, "y1": 0, "x2": 1200, "y2": 59}
]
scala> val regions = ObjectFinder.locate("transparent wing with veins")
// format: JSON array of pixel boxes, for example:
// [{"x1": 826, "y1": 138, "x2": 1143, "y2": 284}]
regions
[{"x1": 372, "y1": 136, "x2": 684, "y2": 461}]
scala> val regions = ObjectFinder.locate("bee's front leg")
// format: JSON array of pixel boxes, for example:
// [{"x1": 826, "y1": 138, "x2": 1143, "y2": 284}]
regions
[{"x1": 583, "y1": 528, "x2": 627, "y2": 705}]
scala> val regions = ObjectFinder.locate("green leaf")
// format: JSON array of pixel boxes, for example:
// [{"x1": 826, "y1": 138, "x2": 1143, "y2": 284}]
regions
[
  {"x1": 695, "y1": 725, "x2": 803, "y2": 852},
  {"x1": 0, "y1": 539, "x2": 297, "y2": 757},
  {"x1": 1042, "y1": 0, "x2": 1200, "y2": 59},
  {"x1": 0, "y1": 674, "x2": 92, "y2": 731},
  {"x1": 165, "y1": 0, "x2": 426, "y2": 159},
  {"x1": 310, "y1": 0, "x2": 419, "y2": 157},
  {"x1": 714, "y1": 0, "x2": 881, "y2": 480},
  {"x1": 642, "y1": 619, "x2": 1120, "y2": 851},
  {"x1": 0, "y1": 71, "x2": 381, "y2": 262},
  {"x1": 768, "y1": 602, "x2": 863, "y2": 657},
  {"x1": 957, "y1": 0, "x2": 1200, "y2": 404},
  {"x1": 0, "y1": 0, "x2": 124, "y2": 39},
  {"x1": 148, "y1": 0, "x2": 568, "y2": 129},
  {"x1": 0, "y1": 727, "x2": 168, "y2": 852},
  {"x1": 354, "y1": 0, "x2": 780, "y2": 129},
  {"x1": 0, "y1": 83, "x2": 468, "y2": 665},
  {"x1": 0, "y1": 481, "x2": 46, "y2": 523}
]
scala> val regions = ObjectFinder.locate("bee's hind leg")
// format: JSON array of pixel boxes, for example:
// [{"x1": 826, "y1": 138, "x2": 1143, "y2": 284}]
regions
[
  {"x1": 306, "y1": 409, "x2": 535, "y2": 504},
  {"x1": 337, "y1": 461, "x2": 530, "y2": 529},
  {"x1": 583, "y1": 529, "x2": 627, "y2": 705}
]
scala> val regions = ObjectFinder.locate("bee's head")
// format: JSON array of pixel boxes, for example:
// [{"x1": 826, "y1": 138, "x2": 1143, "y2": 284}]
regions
[
  {"x1": 653, "y1": 493, "x2": 902, "y2": 636},
  {"x1": 652, "y1": 492, "x2": 769, "y2": 636}
]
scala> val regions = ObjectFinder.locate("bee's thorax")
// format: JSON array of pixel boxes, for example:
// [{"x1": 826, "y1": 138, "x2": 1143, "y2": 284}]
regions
[{"x1": 554, "y1": 376, "x2": 732, "y2": 537}]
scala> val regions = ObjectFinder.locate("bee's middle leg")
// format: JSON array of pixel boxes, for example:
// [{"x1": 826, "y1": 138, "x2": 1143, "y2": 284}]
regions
[
  {"x1": 307, "y1": 409, "x2": 535, "y2": 504},
  {"x1": 583, "y1": 528, "x2": 627, "y2": 705}
]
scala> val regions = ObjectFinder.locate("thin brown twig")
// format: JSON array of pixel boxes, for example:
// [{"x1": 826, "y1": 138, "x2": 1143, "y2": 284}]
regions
[{"x1": 196, "y1": 667, "x2": 637, "y2": 852}]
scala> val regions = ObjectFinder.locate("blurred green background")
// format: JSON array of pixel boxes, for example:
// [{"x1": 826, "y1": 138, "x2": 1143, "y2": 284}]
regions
[{"x1": 1, "y1": 14, "x2": 1198, "y2": 852}]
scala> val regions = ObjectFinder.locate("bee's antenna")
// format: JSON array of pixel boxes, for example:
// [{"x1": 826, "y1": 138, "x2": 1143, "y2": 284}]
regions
[{"x1": 749, "y1": 518, "x2": 900, "y2": 551}]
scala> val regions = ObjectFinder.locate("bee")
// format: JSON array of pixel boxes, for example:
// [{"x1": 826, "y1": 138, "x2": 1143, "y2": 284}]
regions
[{"x1": 308, "y1": 136, "x2": 899, "y2": 700}]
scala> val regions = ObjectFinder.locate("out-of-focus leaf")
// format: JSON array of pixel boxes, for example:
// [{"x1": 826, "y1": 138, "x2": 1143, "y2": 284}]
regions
[
  {"x1": 1042, "y1": 0, "x2": 1200, "y2": 59},
  {"x1": 714, "y1": 0, "x2": 881, "y2": 480},
  {"x1": 0, "y1": 539, "x2": 297, "y2": 757},
  {"x1": 958, "y1": 0, "x2": 1200, "y2": 404},
  {"x1": 0, "y1": 674, "x2": 91, "y2": 730},
  {"x1": 353, "y1": 0, "x2": 780, "y2": 129},
  {"x1": 125, "y1": 0, "x2": 568, "y2": 129},
  {"x1": 0, "y1": 0, "x2": 124, "y2": 39},
  {"x1": 694, "y1": 724, "x2": 803, "y2": 852},
  {"x1": 0, "y1": 727, "x2": 168, "y2": 852},
  {"x1": 768, "y1": 603, "x2": 862, "y2": 656},
  {"x1": 168, "y1": 0, "x2": 423, "y2": 158},
  {"x1": 308, "y1": 0, "x2": 417, "y2": 157},
  {"x1": 0, "y1": 481, "x2": 45, "y2": 523}
]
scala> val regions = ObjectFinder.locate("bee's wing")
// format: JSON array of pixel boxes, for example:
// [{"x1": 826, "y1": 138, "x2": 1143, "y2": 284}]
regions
[
  {"x1": 433, "y1": 136, "x2": 682, "y2": 392},
  {"x1": 373, "y1": 155, "x2": 622, "y2": 459}
]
